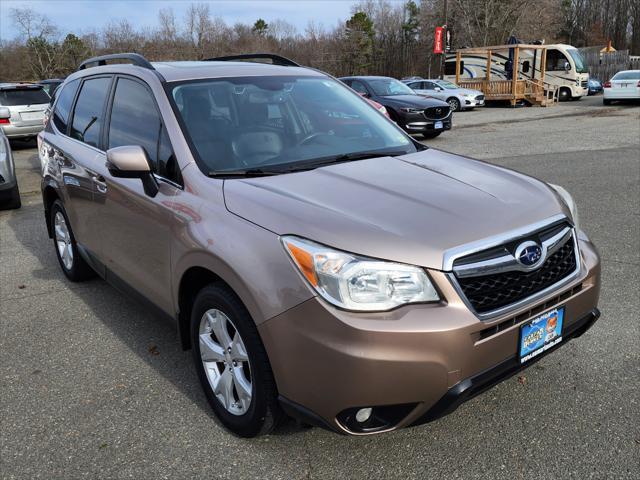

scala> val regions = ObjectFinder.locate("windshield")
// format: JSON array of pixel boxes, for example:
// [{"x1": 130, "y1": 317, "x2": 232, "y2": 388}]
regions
[
  {"x1": 435, "y1": 80, "x2": 458, "y2": 89},
  {"x1": 612, "y1": 71, "x2": 640, "y2": 80},
  {"x1": 367, "y1": 78, "x2": 416, "y2": 96},
  {"x1": 567, "y1": 49, "x2": 588, "y2": 74},
  {"x1": 170, "y1": 76, "x2": 416, "y2": 173},
  {"x1": 0, "y1": 87, "x2": 50, "y2": 106}
]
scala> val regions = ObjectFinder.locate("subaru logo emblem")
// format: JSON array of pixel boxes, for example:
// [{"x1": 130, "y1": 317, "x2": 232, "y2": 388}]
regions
[{"x1": 515, "y1": 241, "x2": 544, "y2": 268}]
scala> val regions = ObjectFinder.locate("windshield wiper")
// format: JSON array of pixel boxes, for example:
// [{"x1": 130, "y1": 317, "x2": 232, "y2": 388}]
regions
[
  {"x1": 208, "y1": 150, "x2": 409, "y2": 178},
  {"x1": 326, "y1": 150, "x2": 408, "y2": 163},
  {"x1": 208, "y1": 167, "x2": 291, "y2": 178}
]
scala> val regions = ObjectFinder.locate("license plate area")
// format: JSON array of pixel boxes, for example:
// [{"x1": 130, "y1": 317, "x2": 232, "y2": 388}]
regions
[
  {"x1": 434, "y1": 121, "x2": 443, "y2": 129},
  {"x1": 519, "y1": 307, "x2": 564, "y2": 364},
  {"x1": 20, "y1": 111, "x2": 44, "y2": 122}
]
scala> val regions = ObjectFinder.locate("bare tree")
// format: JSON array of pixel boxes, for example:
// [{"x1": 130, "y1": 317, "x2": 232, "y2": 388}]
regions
[
  {"x1": 9, "y1": 7, "x2": 60, "y2": 78},
  {"x1": 185, "y1": 2, "x2": 212, "y2": 58}
]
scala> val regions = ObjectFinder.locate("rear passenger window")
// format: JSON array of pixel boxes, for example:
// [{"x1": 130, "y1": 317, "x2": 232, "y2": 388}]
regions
[
  {"x1": 52, "y1": 79, "x2": 79, "y2": 134},
  {"x1": 108, "y1": 78, "x2": 161, "y2": 169},
  {"x1": 70, "y1": 77, "x2": 111, "y2": 148}
]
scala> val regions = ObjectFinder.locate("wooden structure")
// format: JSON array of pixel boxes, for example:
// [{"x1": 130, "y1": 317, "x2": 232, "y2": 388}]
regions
[{"x1": 453, "y1": 44, "x2": 556, "y2": 107}]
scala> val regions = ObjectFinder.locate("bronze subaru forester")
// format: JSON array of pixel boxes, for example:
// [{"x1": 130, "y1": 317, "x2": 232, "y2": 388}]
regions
[{"x1": 39, "y1": 53, "x2": 601, "y2": 437}]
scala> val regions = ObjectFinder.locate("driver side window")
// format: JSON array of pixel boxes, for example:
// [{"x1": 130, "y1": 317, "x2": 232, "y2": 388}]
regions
[
  {"x1": 424, "y1": 82, "x2": 436, "y2": 90},
  {"x1": 546, "y1": 50, "x2": 570, "y2": 71},
  {"x1": 108, "y1": 77, "x2": 179, "y2": 183}
]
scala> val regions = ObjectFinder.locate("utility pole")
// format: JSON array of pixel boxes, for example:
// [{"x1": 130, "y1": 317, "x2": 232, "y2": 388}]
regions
[{"x1": 440, "y1": 0, "x2": 448, "y2": 79}]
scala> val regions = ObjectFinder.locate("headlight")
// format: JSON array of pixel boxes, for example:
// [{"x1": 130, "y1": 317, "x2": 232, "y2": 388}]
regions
[
  {"x1": 282, "y1": 236, "x2": 439, "y2": 311},
  {"x1": 549, "y1": 184, "x2": 580, "y2": 229},
  {"x1": 400, "y1": 107, "x2": 423, "y2": 113}
]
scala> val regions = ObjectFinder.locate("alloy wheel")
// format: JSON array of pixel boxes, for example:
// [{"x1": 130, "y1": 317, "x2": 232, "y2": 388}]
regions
[
  {"x1": 199, "y1": 309, "x2": 252, "y2": 415},
  {"x1": 54, "y1": 211, "x2": 73, "y2": 270},
  {"x1": 448, "y1": 98, "x2": 460, "y2": 111}
]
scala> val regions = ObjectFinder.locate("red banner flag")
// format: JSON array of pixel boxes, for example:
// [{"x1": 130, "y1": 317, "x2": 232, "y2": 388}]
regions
[{"x1": 434, "y1": 26, "x2": 444, "y2": 54}]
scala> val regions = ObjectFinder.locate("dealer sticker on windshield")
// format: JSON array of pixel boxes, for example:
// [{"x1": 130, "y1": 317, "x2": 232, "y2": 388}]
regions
[{"x1": 519, "y1": 307, "x2": 564, "y2": 364}]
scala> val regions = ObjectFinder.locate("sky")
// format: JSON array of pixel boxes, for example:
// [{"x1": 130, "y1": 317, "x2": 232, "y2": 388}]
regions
[{"x1": 0, "y1": 0, "x2": 370, "y2": 41}]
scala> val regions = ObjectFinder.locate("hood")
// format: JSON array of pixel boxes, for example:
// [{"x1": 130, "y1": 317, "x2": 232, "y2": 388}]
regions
[
  {"x1": 379, "y1": 95, "x2": 448, "y2": 109},
  {"x1": 453, "y1": 88, "x2": 483, "y2": 96},
  {"x1": 224, "y1": 149, "x2": 568, "y2": 270}
]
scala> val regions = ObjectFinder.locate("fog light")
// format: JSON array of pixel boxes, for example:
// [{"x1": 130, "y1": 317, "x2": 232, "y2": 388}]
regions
[{"x1": 355, "y1": 408, "x2": 372, "y2": 423}]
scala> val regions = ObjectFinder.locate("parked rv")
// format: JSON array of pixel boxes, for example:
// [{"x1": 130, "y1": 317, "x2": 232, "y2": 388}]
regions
[{"x1": 446, "y1": 44, "x2": 589, "y2": 101}]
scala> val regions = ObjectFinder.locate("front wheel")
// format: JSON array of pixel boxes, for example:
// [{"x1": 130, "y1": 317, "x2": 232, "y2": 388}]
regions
[
  {"x1": 558, "y1": 88, "x2": 571, "y2": 102},
  {"x1": 191, "y1": 284, "x2": 283, "y2": 437},
  {"x1": 447, "y1": 97, "x2": 461, "y2": 111}
]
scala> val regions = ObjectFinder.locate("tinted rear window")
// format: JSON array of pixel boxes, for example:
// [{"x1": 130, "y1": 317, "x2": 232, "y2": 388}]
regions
[
  {"x1": 0, "y1": 87, "x2": 50, "y2": 106},
  {"x1": 612, "y1": 71, "x2": 640, "y2": 80},
  {"x1": 53, "y1": 79, "x2": 80, "y2": 134}
]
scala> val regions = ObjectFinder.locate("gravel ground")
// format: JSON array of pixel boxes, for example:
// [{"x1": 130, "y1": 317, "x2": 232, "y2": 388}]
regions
[{"x1": 1, "y1": 95, "x2": 639, "y2": 479}]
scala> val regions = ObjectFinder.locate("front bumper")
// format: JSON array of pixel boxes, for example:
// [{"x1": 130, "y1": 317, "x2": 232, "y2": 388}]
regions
[
  {"x1": 259, "y1": 238, "x2": 601, "y2": 435},
  {"x1": 464, "y1": 98, "x2": 485, "y2": 108},
  {"x1": 1, "y1": 123, "x2": 43, "y2": 139},
  {"x1": 399, "y1": 113, "x2": 452, "y2": 133}
]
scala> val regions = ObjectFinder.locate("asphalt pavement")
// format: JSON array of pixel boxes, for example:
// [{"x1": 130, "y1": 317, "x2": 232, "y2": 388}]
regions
[{"x1": 1, "y1": 95, "x2": 639, "y2": 479}]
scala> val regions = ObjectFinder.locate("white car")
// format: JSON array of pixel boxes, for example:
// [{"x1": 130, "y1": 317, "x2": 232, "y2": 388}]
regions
[
  {"x1": 603, "y1": 70, "x2": 640, "y2": 105},
  {"x1": 403, "y1": 78, "x2": 485, "y2": 112}
]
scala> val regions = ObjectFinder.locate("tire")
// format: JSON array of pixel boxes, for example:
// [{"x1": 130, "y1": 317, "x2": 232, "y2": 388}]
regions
[
  {"x1": 1, "y1": 183, "x2": 21, "y2": 210},
  {"x1": 422, "y1": 131, "x2": 442, "y2": 139},
  {"x1": 447, "y1": 97, "x2": 461, "y2": 111},
  {"x1": 191, "y1": 283, "x2": 283, "y2": 437},
  {"x1": 603, "y1": 98, "x2": 612, "y2": 105},
  {"x1": 558, "y1": 88, "x2": 571, "y2": 102},
  {"x1": 50, "y1": 200, "x2": 95, "y2": 281}
]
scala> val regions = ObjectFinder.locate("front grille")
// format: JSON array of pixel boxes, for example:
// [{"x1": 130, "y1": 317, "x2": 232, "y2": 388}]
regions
[
  {"x1": 423, "y1": 106, "x2": 450, "y2": 120},
  {"x1": 581, "y1": 80, "x2": 588, "y2": 88},
  {"x1": 475, "y1": 95, "x2": 485, "y2": 101},
  {"x1": 454, "y1": 235, "x2": 577, "y2": 314}
]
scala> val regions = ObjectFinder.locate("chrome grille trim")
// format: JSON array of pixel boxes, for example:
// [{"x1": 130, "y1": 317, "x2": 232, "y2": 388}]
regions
[
  {"x1": 453, "y1": 225, "x2": 572, "y2": 278},
  {"x1": 443, "y1": 215, "x2": 582, "y2": 320},
  {"x1": 441, "y1": 214, "x2": 570, "y2": 271}
]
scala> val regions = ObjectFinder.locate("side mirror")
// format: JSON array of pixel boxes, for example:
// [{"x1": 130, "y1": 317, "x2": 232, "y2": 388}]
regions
[
  {"x1": 0, "y1": 106, "x2": 11, "y2": 120},
  {"x1": 435, "y1": 87, "x2": 443, "y2": 92},
  {"x1": 106, "y1": 145, "x2": 158, "y2": 197},
  {"x1": 358, "y1": 91, "x2": 371, "y2": 99},
  {"x1": 563, "y1": 61, "x2": 571, "y2": 72}
]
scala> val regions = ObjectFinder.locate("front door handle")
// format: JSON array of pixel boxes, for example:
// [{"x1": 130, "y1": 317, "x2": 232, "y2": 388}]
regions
[
  {"x1": 91, "y1": 174, "x2": 108, "y2": 194},
  {"x1": 89, "y1": 172, "x2": 107, "y2": 193}
]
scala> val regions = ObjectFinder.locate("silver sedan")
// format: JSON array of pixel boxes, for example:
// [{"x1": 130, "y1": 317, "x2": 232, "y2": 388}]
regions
[{"x1": 403, "y1": 78, "x2": 485, "y2": 111}]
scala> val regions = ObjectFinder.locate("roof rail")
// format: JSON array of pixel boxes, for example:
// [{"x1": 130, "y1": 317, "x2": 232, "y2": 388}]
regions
[
  {"x1": 205, "y1": 53, "x2": 300, "y2": 67},
  {"x1": 78, "y1": 53, "x2": 155, "y2": 71}
]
